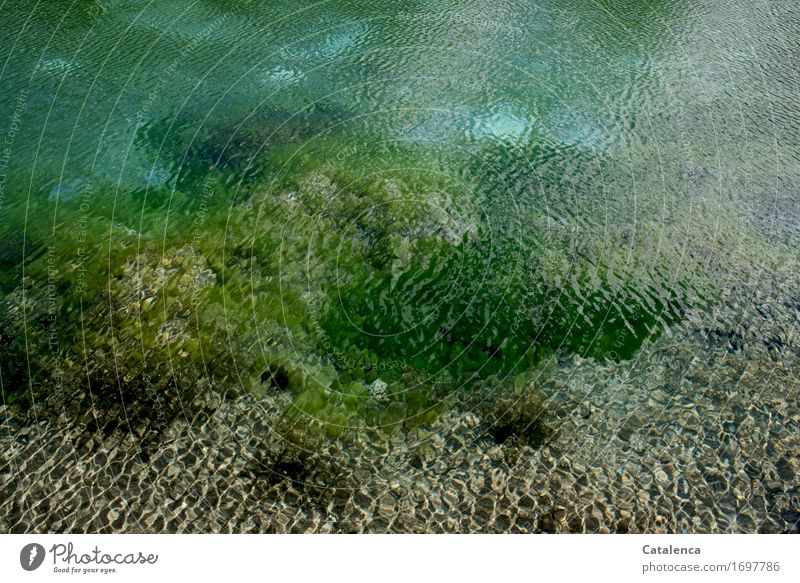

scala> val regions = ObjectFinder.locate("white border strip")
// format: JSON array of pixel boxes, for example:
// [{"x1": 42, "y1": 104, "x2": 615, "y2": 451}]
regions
[{"x1": 1, "y1": 534, "x2": 796, "y2": 582}]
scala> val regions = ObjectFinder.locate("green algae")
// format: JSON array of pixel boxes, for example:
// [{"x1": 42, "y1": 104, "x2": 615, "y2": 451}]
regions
[{"x1": 0, "y1": 159, "x2": 693, "y2": 452}]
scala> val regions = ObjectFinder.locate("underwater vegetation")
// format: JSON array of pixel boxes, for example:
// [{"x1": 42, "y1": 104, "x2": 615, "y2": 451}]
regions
[
  {"x1": 0, "y1": 151, "x2": 679, "y2": 466},
  {"x1": 0, "y1": 117, "x2": 694, "y2": 465}
]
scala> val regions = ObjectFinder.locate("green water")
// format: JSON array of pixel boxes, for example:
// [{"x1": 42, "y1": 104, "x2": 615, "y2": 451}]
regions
[{"x1": 1, "y1": 1, "x2": 798, "y2": 433}]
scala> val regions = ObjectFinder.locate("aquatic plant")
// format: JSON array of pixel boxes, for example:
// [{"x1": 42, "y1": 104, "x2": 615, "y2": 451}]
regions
[{"x1": 0, "y1": 158, "x2": 694, "y2": 456}]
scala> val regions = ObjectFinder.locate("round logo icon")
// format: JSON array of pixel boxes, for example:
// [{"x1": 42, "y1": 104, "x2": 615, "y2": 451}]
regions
[{"x1": 20, "y1": 543, "x2": 46, "y2": 571}]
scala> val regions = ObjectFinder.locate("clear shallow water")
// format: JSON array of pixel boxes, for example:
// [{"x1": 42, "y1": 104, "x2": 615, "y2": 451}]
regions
[{"x1": 0, "y1": 0, "x2": 799, "y2": 532}]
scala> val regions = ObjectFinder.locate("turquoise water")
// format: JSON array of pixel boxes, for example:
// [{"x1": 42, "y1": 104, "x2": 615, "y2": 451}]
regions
[{"x1": 1, "y1": 0, "x2": 798, "y2": 425}]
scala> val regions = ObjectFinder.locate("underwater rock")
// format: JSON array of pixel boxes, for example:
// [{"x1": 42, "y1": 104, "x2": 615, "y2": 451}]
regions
[
  {"x1": 369, "y1": 379, "x2": 388, "y2": 402},
  {"x1": 0, "y1": 245, "x2": 270, "y2": 432}
]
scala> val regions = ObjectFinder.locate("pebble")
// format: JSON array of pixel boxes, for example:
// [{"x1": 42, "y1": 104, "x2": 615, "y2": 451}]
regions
[{"x1": 2, "y1": 283, "x2": 797, "y2": 534}]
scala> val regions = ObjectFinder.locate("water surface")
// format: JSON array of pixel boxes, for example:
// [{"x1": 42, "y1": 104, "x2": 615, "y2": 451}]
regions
[{"x1": 0, "y1": 0, "x2": 799, "y2": 532}]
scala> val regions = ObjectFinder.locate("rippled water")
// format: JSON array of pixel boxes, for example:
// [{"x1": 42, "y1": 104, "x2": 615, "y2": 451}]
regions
[
  {"x1": 2, "y1": 1, "x2": 797, "y2": 330},
  {"x1": 1, "y1": 0, "x2": 799, "y2": 533}
]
